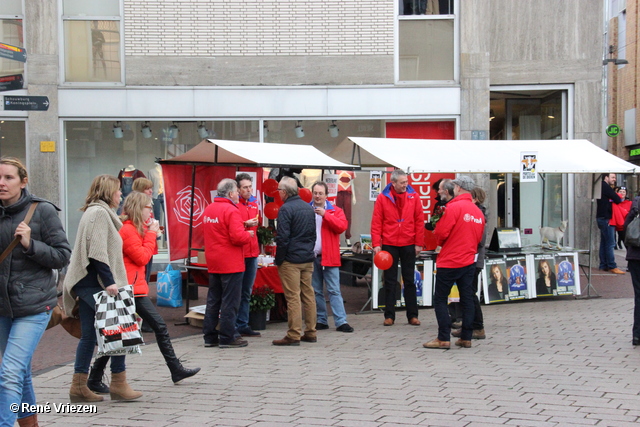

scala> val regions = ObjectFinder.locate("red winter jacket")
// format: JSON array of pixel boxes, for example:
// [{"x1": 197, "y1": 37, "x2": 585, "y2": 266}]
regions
[
  {"x1": 611, "y1": 198, "x2": 632, "y2": 231},
  {"x1": 310, "y1": 200, "x2": 348, "y2": 267},
  {"x1": 434, "y1": 193, "x2": 485, "y2": 269},
  {"x1": 203, "y1": 197, "x2": 252, "y2": 274},
  {"x1": 119, "y1": 220, "x2": 157, "y2": 296},
  {"x1": 371, "y1": 183, "x2": 425, "y2": 248},
  {"x1": 238, "y1": 195, "x2": 260, "y2": 258}
]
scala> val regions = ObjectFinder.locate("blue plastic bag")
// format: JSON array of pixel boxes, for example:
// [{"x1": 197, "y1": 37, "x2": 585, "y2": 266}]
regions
[{"x1": 156, "y1": 265, "x2": 183, "y2": 307}]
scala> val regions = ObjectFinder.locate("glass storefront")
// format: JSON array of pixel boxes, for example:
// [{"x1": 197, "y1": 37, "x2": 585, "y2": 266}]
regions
[{"x1": 0, "y1": 120, "x2": 26, "y2": 160}]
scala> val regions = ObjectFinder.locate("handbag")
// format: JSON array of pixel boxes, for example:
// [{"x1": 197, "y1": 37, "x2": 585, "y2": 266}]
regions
[
  {"x1": 156, "y1": 264, "x2": 183, "y2": 308},
  {"x1": 94, "y1": 285, "x2": 144, "y2": 357},
  {"x1": 625, "y1": 199, "x2": 640, "y2": 247}
]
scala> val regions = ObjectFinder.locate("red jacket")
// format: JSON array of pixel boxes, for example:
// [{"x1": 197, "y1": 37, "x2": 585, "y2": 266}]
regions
[
  {"x1": 371, "y1": 183, "x2": 425, "y2": 248},
  {"x1": 311, "y1": 200, "x2": 348, "y2": 267},
  {"x1": 611, "y1": 198, "x2": 632, "y2": 231},
  {"x1": 119, "y1": 220, "x2": 157, "y2": 296},
  {"x1": 434, "y1": 193, "x2": 484, "y2": 268},
  {"x1": 203, "y1": 197, "x2": 252, "y2": 274},
  {"x1": 238, "y1": 195, "x2": 260, "y2": 258}
]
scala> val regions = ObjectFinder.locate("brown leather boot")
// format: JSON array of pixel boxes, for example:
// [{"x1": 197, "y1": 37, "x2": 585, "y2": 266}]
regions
[
  {"x1": 69, "y1": 373, "x2": 104, "y2": 403},
  {"x1": 109, "y1": 371, "x2": 143, "y2": 401},
  {"x1": 17, "y1": 414, "x2": 39, "y2": 427}
]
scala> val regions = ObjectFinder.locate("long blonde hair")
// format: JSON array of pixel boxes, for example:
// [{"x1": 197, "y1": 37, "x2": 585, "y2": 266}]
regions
[
  {"x1": 81, "y1": 175, "x2": 120, "y2": 211},
  {"x1": 120, "y1": 192, "x2": 151, "y2": 236}
]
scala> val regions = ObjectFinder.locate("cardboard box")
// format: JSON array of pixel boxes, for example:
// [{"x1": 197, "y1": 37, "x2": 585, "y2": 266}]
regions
[
  {"x1": 184, "y1": 310, "x2": 204, "y2": 328},
  {"x1": 197, "y1": 249, "x2": 206, "y2": 265}
]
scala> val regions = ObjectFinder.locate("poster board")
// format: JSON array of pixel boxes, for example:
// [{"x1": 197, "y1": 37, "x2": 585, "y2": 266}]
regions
[
  {"x1": 555, "y1": 252, "x2": 581, "y2": 296},
  {"x1": 372, "y1": 259, "x2": 432, "y2": 309}
]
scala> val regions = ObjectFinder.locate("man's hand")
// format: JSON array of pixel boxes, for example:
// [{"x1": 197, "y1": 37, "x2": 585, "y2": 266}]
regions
[
  {"x1": 313, "y1": 206, "x2": 325, "y2": 217},
  {"x1": 373, "y1": 246, "x2": 381, "y2": 255},
  {"x1": 245, "y1": 218, "x2": 259, "y2": 227},
  {"x1": 105, "y1": 284, "x2": 119, "y2": 296},
  {"x1": 415, "y1": 245, "x2": 422, "y2": 256}
]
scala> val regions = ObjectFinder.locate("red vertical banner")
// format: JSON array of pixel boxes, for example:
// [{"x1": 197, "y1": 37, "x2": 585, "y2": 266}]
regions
[{"x1": 386, "y1": 121, "x2": 455, "y2": 250}]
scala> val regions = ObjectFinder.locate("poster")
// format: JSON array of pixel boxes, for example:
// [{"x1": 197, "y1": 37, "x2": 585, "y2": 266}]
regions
[
  {"x1": 520, "y1": 151, "x2": 538, "y2": 182},
  {"x1": 369, "y1": 171, "x2": 382, "y2": 201},
  {"x1": 533, "y1": 254, "x2": 557, "y2": 297},
  {"x1": 325, "y1": 173, "x2": 339, "y2": 198},
  {"x1": 372, "y1": 259, "x2": 432, "y2": 308},
  {"x1": 484, "y1": 257, "x2": 508, "y2": 303},
  {"x1": 506, "y1": 255, "x2": 529, "y2": 300},
  {"x1": 554, "y1": 252, "x2": 580, "y2": 295}
]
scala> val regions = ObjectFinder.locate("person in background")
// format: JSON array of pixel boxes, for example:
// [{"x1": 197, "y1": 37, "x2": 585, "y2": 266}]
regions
[
  {"x1": 88, "y1": 192, "x2": 200, "y2": 394},
  {"x1": 63, "y1": 175, "x2": 142, "y2": 402},
  {"x1": 310, "y1": 181, "x2": 353, "y2": 333},
  {"x1": 597, "y1": 174, "x2": 624, "y2": 274},
  {"x1": 612, "y1": 186, "x2": 632, "y2": 250},
  {"x1": 132, "y1": 178, "x2": 157, "y2": 286},
  {"x1": 0, "y1": 157, "x2": 71, "y2": 427},
  {"x1": 623, "y1": 193, "x2": 640, "y2": 346},
  {"x1": 235, "y1": 173, "x2": 261, "y2": 337}
]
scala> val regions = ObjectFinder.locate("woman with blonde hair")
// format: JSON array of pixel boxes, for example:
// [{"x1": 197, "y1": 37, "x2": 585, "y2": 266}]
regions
[
  {"x1": 63, "y1": 174, "x2": 142, "y2": 402},
  {"x1": 0, "y1": 157, "x2": 71, "y2": 427}
]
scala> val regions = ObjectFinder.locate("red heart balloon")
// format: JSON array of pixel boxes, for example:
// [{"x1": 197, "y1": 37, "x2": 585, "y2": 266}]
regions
[
  {"x1": 374, "y1": 251, "x2": 394, "y2": 270},
  {"x1": 264, "y1": 202, "x2": 280, "y2": 220},
  {"x1": 299, "y1": 188, "x2": 312, "y2": 203},
  {"x1": 262, "y1": 179, "x2": 279, "y2": 197}
]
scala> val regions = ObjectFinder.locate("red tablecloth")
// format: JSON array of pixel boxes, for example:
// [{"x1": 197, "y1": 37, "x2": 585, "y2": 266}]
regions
[{"x1": 189, "y1": 263, "x2": 283, "y2": 294}]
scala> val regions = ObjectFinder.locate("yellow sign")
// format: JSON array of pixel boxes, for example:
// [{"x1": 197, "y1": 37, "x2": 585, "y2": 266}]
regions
[{"x1": 40, "y1": 141, "x2": 55, "y2": 152}]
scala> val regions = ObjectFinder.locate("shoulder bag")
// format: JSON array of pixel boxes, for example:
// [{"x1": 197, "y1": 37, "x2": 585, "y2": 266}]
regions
[{"x1": 625, "y1": 199, "x2": 640, "y2": 247}]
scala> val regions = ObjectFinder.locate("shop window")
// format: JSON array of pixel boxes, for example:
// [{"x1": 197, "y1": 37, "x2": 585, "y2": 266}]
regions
[
  {"x1": 397, "y1": 0, "x2": 456, "y2": 82},
  {"x1": 0, "y1": 19, "x2": 24, "y2": 81},
  {"x1": 0, "y1": 120, "x2": 26, "y2": 160},
  {"x1": 62, "y1": 0, "x2": 122, "y2": 83}
]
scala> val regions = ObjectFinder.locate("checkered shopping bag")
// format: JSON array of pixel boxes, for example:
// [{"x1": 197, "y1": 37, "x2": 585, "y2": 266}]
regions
[{"x1": 94, "y1": 285, "x2": 144, "y2": 357}]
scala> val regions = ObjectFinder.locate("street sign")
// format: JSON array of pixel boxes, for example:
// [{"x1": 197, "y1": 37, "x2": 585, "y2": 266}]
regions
[
  {"x1": 0, "y1": 43, "x2": 26, "y2": 63},
  {"x1": 3, "y1": 95, "x2": 50, "y2": 111},
  {"x1": 0, "y1": 74, "x2": 24, "y2": 92},
  {"x1": 606, "y1": 124, "x2": 621, "y2": 137}
]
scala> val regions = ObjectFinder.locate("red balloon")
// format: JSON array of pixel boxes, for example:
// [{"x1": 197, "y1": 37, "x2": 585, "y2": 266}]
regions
[
  {"x1": 299, "y1": 188, "x2": 312, "y2": 203},
  {"x1": 374, "y1": 251, "x2": 394, "y2": 270},
  {"x1": 264, "y1": 202, "x2": 280, "y2": 220},
  {"x1": 262, "y1": 179, "x2": 279, "y2": 197},
  {"x1": 273, "y1": 191, "x2": 284, "y2": 206}
]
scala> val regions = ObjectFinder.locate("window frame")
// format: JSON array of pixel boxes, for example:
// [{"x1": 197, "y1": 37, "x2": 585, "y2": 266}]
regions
[
  {"x1": 59, "y1": 0, "x2": 124, "y2": 86},
  {"x1": 394, "y1": 0, "x2": 460, "y2": 85}
]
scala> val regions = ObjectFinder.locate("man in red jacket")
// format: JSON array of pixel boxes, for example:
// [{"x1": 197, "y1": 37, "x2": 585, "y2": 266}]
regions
[
  {"x1": 235, "y1": 173, "x2": 261, "y2": 337},
  {"x1": 202, "y1": 178, "x2": 253, "y2": 348},
  {"x1": 424, "y1": 176, "x2": 484, "y2": 350},
  {"x1": 310, "y1": 181, "x2": 354, "y2": 333},
  {"x1": 371, "y1": 169, "x2": 424, "y2": 326}
]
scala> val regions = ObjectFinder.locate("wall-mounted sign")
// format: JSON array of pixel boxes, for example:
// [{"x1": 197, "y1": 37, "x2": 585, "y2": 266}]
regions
[
  {"x1": 606, "y1": 124, "x2": 621, "y2": 137},
  {"x1": 4, "y1": 95, "x2": 50, "y2": 111},
  {"x1": 0, "y1": 74, "x2": 24, "y2": 92},
  {"x1": 0, "y1": 43, "x2": 26, "y2": 62},
  {"x1": 630, "y1": 148, "x2": 640, "y2": 157}
]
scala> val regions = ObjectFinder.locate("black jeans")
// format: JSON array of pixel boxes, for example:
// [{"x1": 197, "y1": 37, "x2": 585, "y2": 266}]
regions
[
  {"x1": 203, "y1": 272, "x2": 243, "y2": 345},
  {"x1": 628, "y1": 260, "x2": 640, "y2": 339},
  {"x1": 382, "y1": 244, "x2": 418, "y2": 320},
  {"x1": 434, "y1": 264, "x2": 476, "y2": 341}
]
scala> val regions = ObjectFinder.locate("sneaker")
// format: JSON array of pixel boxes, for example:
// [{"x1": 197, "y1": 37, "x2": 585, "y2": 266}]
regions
[
  {"x1": 336, "y1": 323, "x2": 354, "y2": 333},
  {"x1": 204, "y1": 342, "x2": 218, "y2": 348},
  {"x1": 423, "y1": 338, "x2": 450, "y2": 349},
  {"x1": 272, "y1": 336, "x2": 300, "y2": 346},
  {"x1": 219, "y1": 338, "x2": 248, "y2": 348},
  {"x1": 316, "y1": 323, "x2": 329, "y2": 330},
  {"x1": 238, "y1": 328, "x2": 261, "y2": 337}
]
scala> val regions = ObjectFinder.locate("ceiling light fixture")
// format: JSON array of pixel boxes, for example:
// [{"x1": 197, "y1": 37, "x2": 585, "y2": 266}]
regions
[{"x1": 328, "y1": 120, "x2": 339, "y2": 138}]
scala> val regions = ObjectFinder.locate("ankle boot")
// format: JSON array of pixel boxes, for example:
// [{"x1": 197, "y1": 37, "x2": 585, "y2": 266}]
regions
[
  {"x1": 109, "y1": 371, "x2": 142, "y2": 401},
  {"x1": 69, "y1": 373, "x2": 103, "y2": 403},
  {"x1": 167, "y1": 359, "x2": 201, "y2": 384},
  {"x1": 87, "y1": 356, "x2": 110, "y2": 394},
  {"x1": 17, "y1": 414, "x2": 39, "y2": 427}
]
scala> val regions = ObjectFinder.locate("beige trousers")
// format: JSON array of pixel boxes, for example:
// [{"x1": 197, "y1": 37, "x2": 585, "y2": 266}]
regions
[{"x1": 278, "y1": 261, "x2": 316, "y2": 340}]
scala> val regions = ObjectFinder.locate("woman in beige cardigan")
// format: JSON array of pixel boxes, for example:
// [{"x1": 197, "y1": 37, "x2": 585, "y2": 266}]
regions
[{"x1": 63, "y1": 175, "x2": 142, "y2": 402}]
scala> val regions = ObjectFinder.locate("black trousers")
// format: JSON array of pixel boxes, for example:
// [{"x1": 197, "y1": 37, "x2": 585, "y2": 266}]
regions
[{"x1": 382, "y1": 244, "x2": 418, "y2": 320}]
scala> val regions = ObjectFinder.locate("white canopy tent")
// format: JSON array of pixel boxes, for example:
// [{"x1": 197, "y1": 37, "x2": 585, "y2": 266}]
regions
[{"x1": 329, "y1": 137, "x2": 639, "y2": 174}]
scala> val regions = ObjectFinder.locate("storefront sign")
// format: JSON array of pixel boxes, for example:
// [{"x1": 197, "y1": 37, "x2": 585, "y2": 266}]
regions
[
  {"x1": 0, "y1": 74, "x2": 24, "y2": 92},
  {"x1": 4, "y1": 95, "x2": 50, "y2": 111},
  {"x1": 0, "y1": 43, "x2": 26, "y2": 62},
  {"x1": 520, "y1": 151, "x2": 538, "y2": 182},
  {"x1": 630, "y1": 148, "x2": 640, "y2": 157},
  {"x1": 606, "y1": 124, "x2": 621, "y2": 137}
]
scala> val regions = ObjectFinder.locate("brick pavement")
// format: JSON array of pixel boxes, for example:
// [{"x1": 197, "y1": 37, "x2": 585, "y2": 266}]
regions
[{"x1": 32, "y1": 294, "x2": 640, "y2": 426}]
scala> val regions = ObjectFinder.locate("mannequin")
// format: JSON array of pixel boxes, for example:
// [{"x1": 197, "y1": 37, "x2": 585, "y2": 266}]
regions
[
  {"x1": 148, "y1": 162, "x2": 165, "y2": 226},
  {"x1": 336, "y1": 170, "x2": 355, "y2": 246},
  {"x1": 117, "y1": 165, "x2": 145, "y2": 213}
]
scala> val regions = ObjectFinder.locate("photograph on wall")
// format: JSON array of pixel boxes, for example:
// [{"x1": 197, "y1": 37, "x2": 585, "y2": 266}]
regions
[
  {"x1": 369, "y1": 171, "x2": 382, "y2": 201},
  {"x1": 554, "y1": 252, "x2": 580, "y2": 296},
  {"x1": 372, "y1": 260, "x2": 431, "y2": 309},
  {"x1": 534, "y1": 254, "x2": 557, "y2": 297},
  {"x1": 484, "y1": 257, "x2": 508, "y2": 303},
  {"x1": 360, "y1": 234, "x2": 373, "y2": 252},
  {"x1": 506, "y1": 255, "x2": 529, "y2": 300}
]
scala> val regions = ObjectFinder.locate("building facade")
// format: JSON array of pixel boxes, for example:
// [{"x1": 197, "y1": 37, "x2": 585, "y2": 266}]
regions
[{"x1": 1, "y1": 0, "x2": 602, "y2": 255}]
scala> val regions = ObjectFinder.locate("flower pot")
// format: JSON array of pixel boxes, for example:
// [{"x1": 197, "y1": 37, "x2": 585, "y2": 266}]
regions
[{"x1": 248, "y1": 310, "x2": 267, "y2": 331}]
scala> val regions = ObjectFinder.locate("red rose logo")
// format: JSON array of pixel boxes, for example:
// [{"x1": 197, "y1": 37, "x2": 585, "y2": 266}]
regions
[{"x1": 173, "y1": 186, "x2": 209, "y2": 227}]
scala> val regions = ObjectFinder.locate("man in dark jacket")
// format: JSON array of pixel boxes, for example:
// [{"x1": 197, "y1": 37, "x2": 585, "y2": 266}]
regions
[
  {"x1": 597, "y1": 173, "x2": 624, "y2": 274},
  {"x1": 273, "y1": 177, "x2": 317, "y2": 346}
]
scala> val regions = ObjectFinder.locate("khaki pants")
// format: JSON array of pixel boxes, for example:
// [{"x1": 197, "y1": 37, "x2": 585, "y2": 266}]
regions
[{"x1": 278, "y1": 261, "x2": 316, "y2": 340}]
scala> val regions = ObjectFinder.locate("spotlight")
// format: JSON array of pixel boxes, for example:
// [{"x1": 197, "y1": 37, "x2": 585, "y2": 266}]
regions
[
  {"x1": 263, "y1": 121, "x2": 269, "y2": 139},
  {"x1": 328, "y1": 120, "x2": 339, "y2": 138},
  {"x1": 489, "y1": 109, "x2": 495, "y2": 121},
  {"x1": 141, "y1": 122, "x2": 152, "y2": 138},
  {"x1": 197, "y1": 121, "x2": 209, "y2": 139},
  {"x1": 295, "y1": 121, "x2": 304, "y2": 138},
  {"x1": 169, "y1": 122, "x2": 179, "y2": 139},
  {"x1": 113, "y1": 121, "x2": 124, "y2": 138}
]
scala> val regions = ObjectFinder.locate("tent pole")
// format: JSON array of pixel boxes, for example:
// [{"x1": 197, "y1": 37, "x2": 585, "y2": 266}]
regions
[
  {"x1": 540, "y1": 173, "x2": 546, "y2": 226},
  {"x1": 578, "y1": 173, "x2": 602, "y2": 299}
]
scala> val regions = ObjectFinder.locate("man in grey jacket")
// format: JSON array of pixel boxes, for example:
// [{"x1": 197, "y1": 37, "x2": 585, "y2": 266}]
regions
[{"x1": 273, "y1": 177, "x2": 317, "y2": 346}]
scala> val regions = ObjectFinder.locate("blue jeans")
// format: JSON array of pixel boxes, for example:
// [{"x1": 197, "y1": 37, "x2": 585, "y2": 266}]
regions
[
  {"x1": 312, "y1": 258, "x2": 347, "y2": 327},
  {"x1": 0, "y1": 311, "x2": 50, "y2": 426},
  {"x1": 597, "y1": 217, "x2": 617, "y2": 270},
  {"x1": 433, "y1": 264, "x2": 476, "y2": 341},
  {"x1": 236, "y1": 257, "x2": 258, "y2": 332},
  {"x1": 203, "y1": 272, "x2": 243, "y2": 345},
  {"x1": 73, "y1": 285, "x2": 125, "y2": 374}
]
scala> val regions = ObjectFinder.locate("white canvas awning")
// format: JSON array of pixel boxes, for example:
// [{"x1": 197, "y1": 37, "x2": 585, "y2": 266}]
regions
[
  {"x1": 163, "y1": 139, "x2": 358, "y2": 169},
  {"x1": 329, "y1": 137, "x2": 638, "y2": 174}
]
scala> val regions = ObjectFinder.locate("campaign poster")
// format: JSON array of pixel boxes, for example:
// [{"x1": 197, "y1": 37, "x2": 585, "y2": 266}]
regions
[
  {"x1": 554, "y1": 252, "x2": 580, "y2": 295},
  {"x1": 520, "y1": 151, "x2": 538, "y2": 182},
  {"x1": 369, "y1": 171, "x2": 382, "y2": 201},
  {"x1": 534, "y1": 254, "x2": 557, "y2": 297},
  {"x1": 484, "y1": 257, "x2": 508, "y2": 303},
  {"x1": 506, "y1": 255, "x2": 528, "y2": 300},
  {"x1": 372, "y1": 260, "x2": 431, "y2": 308},
  {"x1": 325, "y1": 173, "x2": 339, "y2": 199}
]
